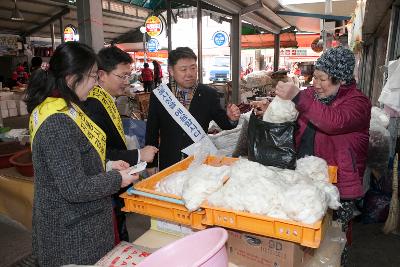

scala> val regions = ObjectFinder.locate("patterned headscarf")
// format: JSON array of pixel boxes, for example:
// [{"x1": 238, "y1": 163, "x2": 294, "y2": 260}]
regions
[{"x1": 315, "y1": 46, "x2": 355, "y2": 84}]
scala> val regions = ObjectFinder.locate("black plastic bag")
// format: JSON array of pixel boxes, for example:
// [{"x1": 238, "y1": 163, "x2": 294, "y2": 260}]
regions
[{"x1": 247, "y1": 112, "x2": 296, "y2": 169}]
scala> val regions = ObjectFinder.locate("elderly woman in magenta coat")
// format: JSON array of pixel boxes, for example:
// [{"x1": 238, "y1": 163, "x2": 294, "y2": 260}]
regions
[{"x1": 255, "y1": 46, "x2": 371, "y2": 266}]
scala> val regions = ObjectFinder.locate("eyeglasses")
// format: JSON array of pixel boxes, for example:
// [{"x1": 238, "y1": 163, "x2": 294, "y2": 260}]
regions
[{"x1": 112, "y1": 72, "x2": 132, "y2": 81}]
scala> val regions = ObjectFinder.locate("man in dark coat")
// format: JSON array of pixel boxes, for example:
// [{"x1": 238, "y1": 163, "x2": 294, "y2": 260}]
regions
[
  {"x1": 84, "y1": 46, "x2": 158, "y2": 242},
  {"x1": 145, "y1": 47, "x2": 240, "y2": 172}
]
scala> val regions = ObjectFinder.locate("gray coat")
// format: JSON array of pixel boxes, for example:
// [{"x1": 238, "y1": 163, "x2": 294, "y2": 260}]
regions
[{"x1": 31, "y1": 113, "x2": 122, "y2": 266}]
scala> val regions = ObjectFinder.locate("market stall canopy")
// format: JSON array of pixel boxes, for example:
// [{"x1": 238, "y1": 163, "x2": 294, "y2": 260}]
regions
[
  {"x1": 362, "y1": 0, "x2": 394, "y2": 41},
  {"x1": 276, "y1": 0, "x2": 356, "y2": 33},
  {"x1": 241, "y1": 32, "x2": 297, "y2": 48},
  {"x1": 203, "y1": 0, "x2": 291, "y2": 34},
  {"x1": 0, "y1": 0, "x2": 150, "y2": 43}
]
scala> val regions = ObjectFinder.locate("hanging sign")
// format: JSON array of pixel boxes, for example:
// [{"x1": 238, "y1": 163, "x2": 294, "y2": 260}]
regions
[
  {"x1": 147, "y1": 38, "x2": 159, "y2": 52},
  {"x1": 145, "y1": 16, "x2": 163, "y2": 37},
  {"x1": 64, "y1": 25, "x2": 78, "y2": 42},
  {"x1": 212, "y1": 31, "x2": 229, "y2": 47},
  {"x1": 311, "y1": 37, "x2": 323, "y2": 53}
]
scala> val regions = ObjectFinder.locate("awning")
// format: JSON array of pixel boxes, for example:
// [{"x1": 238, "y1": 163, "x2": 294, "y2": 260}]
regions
[
  {"x1": 241, "y1": 32, "x2": 297, "y2": 49},
  {"x1": 296, "y1": 33, "x2": 320, "y2": 48}
]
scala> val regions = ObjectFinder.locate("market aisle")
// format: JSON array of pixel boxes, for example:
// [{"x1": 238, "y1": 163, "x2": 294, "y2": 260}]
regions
[
  {"x1": 0, "y1": 214, "x2": 32, "y2": 266},
  {"x1": 347, "y1": 220, "x2": 400, "y2": 267}
]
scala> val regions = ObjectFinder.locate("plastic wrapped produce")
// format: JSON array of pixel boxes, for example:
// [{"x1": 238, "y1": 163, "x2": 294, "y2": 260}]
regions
[
  {"x1": 282, "y1": 183, "x2": 328, "y2": 224},
  {"x1": 155, "y1": 170, "x2": 188, "y2": 196},
  {"x1": 296, "y1": 156, "x2": 329, "y2": 182},
  {"x1": 314, "y1": 181, "x2": 341, "y2": 209},
  {"x1": 370, "y1": 106, "x2": 390, "y2": 129},
  {"x1": 263, "y1": 96, "x2": 298, "y2": 123},
  {"x1": 208, "y1": 158, "x2": 338, "y2": 224},
  {"x1": 368, "y1": 107, "x2": 391, "y2": 174},
  {"x1": 182, "y1": 165, "x2": 230, "y2": 211},
  {"x1": 244, "y1": 70, "x2": 272, "y2": 89},
  {"x1": 209, "y1": 127, "x2": 242, "y2": 157},
  {"x1": 208, "y1": 159, "x2": 289, "y2": 219}
]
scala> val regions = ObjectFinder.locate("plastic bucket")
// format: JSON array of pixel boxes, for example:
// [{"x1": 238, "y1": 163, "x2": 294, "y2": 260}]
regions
[{"x1": 138, "y1": 227, "x2": 228, "y2": 267}]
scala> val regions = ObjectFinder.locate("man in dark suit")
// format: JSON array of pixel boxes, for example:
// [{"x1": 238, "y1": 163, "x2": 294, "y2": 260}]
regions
[
  {"x1": 145, "y1": 47, "x2": 240, "y2": 172},
  {"x1": 84, "y1": 46, "x2": 158, "y2": 242}
]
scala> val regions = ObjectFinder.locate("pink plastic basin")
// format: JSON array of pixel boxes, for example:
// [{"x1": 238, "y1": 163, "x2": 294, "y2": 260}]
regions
[{"x1": 138, "y1": 227, "x2": 228, "y2": 267}]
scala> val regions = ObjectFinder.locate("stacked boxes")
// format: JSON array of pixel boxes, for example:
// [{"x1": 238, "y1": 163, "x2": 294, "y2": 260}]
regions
[
  {"x1": 0, "y1": 92, "x2": 28, "y2": 118},
  {"x1": 7, "y1": 100, "x2": 18, "y2": 117},
  {"x1": 18, "y1": 100, "x2": 28, "y2": 116},
  {"x1": 0, "y1": 99, "x2": 8, "y2": 118}
]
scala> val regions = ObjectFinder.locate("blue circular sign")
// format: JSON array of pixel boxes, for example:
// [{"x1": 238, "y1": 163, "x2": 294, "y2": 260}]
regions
[
  {"x1": 213, "y1": 31, "x2": 228, "y2": 46},
  {"x1": 147, "y1": 38, "x2": 159, "y2": 52}
]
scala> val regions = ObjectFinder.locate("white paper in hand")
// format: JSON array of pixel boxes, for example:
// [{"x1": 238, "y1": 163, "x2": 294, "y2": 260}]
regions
[{"x1": 128, "y1": 161, "x2": 147, "y2": 175}]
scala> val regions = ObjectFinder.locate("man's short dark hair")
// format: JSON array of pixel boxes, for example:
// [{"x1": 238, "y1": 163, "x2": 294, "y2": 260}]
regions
[
  {"x1": 31, "y1": 56, "x2": 42, "y2": 68},
  {"x1": 98, "y1": 46, "x2": 132, "y2": 72},
  {"x1": 168, "y1": 47, "x2": 197, "y2": 67}
]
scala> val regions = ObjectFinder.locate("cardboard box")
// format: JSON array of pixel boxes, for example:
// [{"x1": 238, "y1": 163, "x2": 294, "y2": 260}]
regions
[
  {"x1": 227, "y1": 230, "x2": 314, "y2": 267},
  {"x1": 1, "y1": 109, "x2": 8, "y2": 119},
  {"x1": 0, "y1": 92, "x2": 14, "y2": 100},
  {"x1": 6, "y1": 100, "x2": 16, "y2": 109},
  {"x1": 0, "y1": 100, "x2": 7, "y2": 110},
  {"x1": 18, "y1": 101, "x2": 28, "y2": 116},
  {"x1": 8, "y1": 108, "x2": 18, "y2": 117}
]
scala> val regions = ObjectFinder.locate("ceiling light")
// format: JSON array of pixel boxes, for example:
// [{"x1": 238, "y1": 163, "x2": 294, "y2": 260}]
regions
[{"x1": 11, "y1": 0, "x2": 24, "y2": 21}]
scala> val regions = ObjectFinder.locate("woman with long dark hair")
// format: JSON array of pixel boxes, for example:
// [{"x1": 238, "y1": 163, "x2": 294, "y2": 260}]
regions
[{"x1": 25, "y1": 42, "x2": 139, "y2": 266}]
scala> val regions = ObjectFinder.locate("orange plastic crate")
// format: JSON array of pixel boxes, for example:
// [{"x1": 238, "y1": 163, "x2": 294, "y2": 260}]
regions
[
  {"x1": 328, "y1": 165, "x2": 338, "y2": 183},
  {"x1": 134, "y1": 156, "x2": 337, "y2": 200},
  {"x1": 201, "y1": 203, "x2": 331, "y2": 248},
  {"x1": 121, "y1": 192, "x2": 206, "y2": 230},
  {"x1": 123, "y1": 155, "x2": 337, "y2": 248}
]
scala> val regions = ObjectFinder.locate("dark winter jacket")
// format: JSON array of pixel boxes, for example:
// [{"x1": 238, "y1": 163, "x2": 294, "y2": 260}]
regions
[
  {"x1": 84, "y1": 97, "x2": 139, "y2": 166},
  {"x1": 294, "y1": 82, "x2": 371, "y2": 199},
  {"x1": 145, "y1": 83, "x2": 236, "y2": 170}
]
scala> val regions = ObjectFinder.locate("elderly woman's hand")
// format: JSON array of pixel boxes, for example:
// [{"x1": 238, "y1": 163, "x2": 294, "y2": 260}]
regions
[
  {"x1": 275, "y1": 81, "x2": 300, "y2": 100},
  {"x1": 250, "y1": 99, "x2": 270, "y2": 116}
]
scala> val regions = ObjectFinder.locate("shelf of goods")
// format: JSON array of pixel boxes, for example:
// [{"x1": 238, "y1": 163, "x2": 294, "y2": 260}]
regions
[{"x1": 121, "y1": 156, "x2": 337, "y2": 248}]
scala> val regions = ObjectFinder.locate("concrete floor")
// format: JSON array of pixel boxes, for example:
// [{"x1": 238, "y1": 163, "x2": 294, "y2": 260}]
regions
[{"x1": 347, "y1": 218, "x2": 400, "y2": 267}]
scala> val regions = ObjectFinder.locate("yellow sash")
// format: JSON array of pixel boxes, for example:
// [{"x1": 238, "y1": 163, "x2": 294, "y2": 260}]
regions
[
  {"x1": 29, "y1": 97, "x2": 106, "y2": 169},
  {"x1": 88, "y1": 85, "x2": 127, "y2": 146}
]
